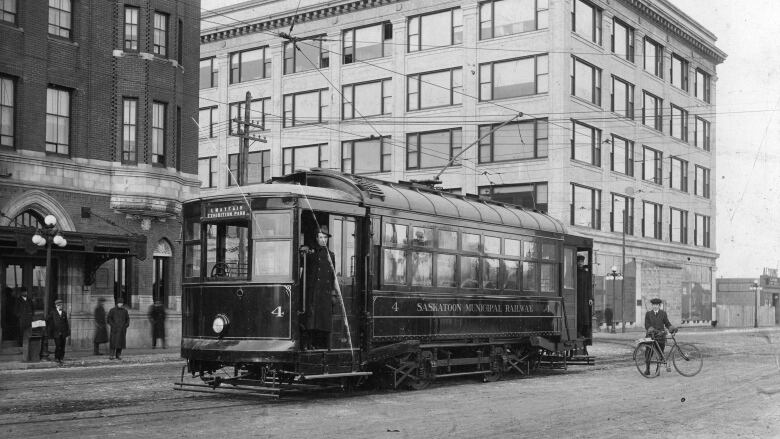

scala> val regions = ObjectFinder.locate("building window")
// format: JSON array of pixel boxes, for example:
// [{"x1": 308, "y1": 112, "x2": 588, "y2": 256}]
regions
[
  {"x1": 480, "y1": 54, "x2": 548, "y2": 101},
  {"x1": 479, "y1": 118, "x2": 548, "y2": 162},
  {"x1": 670, "y1": 207, "x2": 688, "y2": 244},
  {"x1": 153, "y1": 12, "x2": 168, "y2": 57},
  {"x1": 198, "y1": 156, "x2": 217, "y2": 188},
  {"x1": 694, "y1": 214, "x2": 710, "y2": 247},
  {"x1": 695, "y1": 69, "x2": 711, "y2": 103},
  {"x1": 408, "y1": 8, "x2": 462, "y2": 52},
  {"x1": 610, "y1": 134, "x2": 634, "y2": 176},
  {"x1": 611, "y1": 194, "x2": 634, "y2": 235},
  {"x1": 611, "y1": 75, "x2": 634, "y2": 119},
  {"x1": 671, "y1": 54, "x2": 689, "y2": 91},
  {"x1": 199, "y1": 58, "x2": 218, "y2": 89},
  {"x1": 571, "y1": 120, "x2": 601, "y2": 166},
  {"x1": 670, "y1": 156, "x2": 688, "y2": 192},
  {"x1": 407, "y1": 128, "x2": 461, "y2": 170},
  {"x1": 695, "y1": 116, "x2": 711, "y2": 151},
  {"x1": 670, "y1": 104, "x2": 688, "y2": 142},
  {"x1": 343, "y1": 21, "x2": 392, "y2": 63},
  {"x1": 479, "y1": 182, "x2": 548, "y2": 212},
  {"x1": 572, "y1": 0, "x2": 601, "y2": 45},
  {"x1": 227, "y1": 153, "x2": 240, "y2": 186},
  {"x1": 229, "y1": 47, "x2": 271, "y2": 84},
  {"x1": 48, "y1": 0, "x2": 71, "y2": 39},
  {"x1": 695, "y1": 165, "x2": 710, "y2": 198},
  {"x1": 114, "y1": 258, "x2": 131, "y2": 307},
  {"x1": 342, "y1": 137, "x2": 392, "y2": 174},
  {"x1": 643, "y1": 37, "x2": 664, "y2": 78},
  {"x1": 45, "y1": 87, "x2": 70, "y2": 155},
  {"x1": 479, "y1": 0, "x2": 548, "y2": 40},
  {"x1": 247, "y1": 150, "x2": 270, "y2": 184},
  {"x1": 122, "y1": 98, "x2": 138, "y2": 163},
  {"x1": 642, "y1": 201, "x2": 662, "y2": 239},
  {"x1": 408, "y1": 68, "x2": 462, "y2": 110},
  {"x1": 642, "y1": 145, "x2": 662, "y2": 185},
  {"x1": 611, "y1": 17, "x2": 634, "y2": 62},
  {"x1": 152, "y1": 102, "x2": 166, "y2": 165},
  {"x1": 283, "y1": 89, "x2": 327, "y2": 127},
  {"x1": 1, "y1": 0, "x2": 16, "y2": 24},
  {"x1": 642, "y1": 91, "x2": 663, "y2": 131},
  {"x1": 124, "y1": 6, "x2": 139, "y2": 51},
  {"x1": 283, "y1": 38, "x2": 329, "y2": 74},
  {"x1": 571, "y1": 57, "x2": 601, "y2": 106},
  {"x1": 570, "y1": 184, "x2": 601, "y2": 229},
  {"x1": 198, "y1": 106, "x2": 217, "y2": 138},
  {"x1": 343, "y1": 78, "x2": 391, "y2": 119},
  {"x1": 0, "y1": 75, "x2": 13, "y2": 147},
  {"x1": 229, "y1": 97, "x2": 269, "y2": 134},
  {"x1": 283, "y1": 144, "x2": 328, "y2": 175}
]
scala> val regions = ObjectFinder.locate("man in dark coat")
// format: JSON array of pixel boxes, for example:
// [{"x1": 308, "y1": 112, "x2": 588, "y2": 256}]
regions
[
  {"x1": 15, "y1": 287, "x2": 34, "y2": 352},
  {"x1": 643, "y1": 298, "x2": 676, "y2": 375},
  {"x1": 148, "y1": 300, "x2": 166, "y2": 349},
  {"x1": 93, "y1": 297, "x2": 108, "y2": 355},
  {"x1": 107, "y1": 298, "x2": 130, "y2": 360},
  {"x1": 300, "y1": 228, "x2": 338, "y2": 349},
  {"x1": 47, "y1": 299, "x2": 70, "y2": 365}
]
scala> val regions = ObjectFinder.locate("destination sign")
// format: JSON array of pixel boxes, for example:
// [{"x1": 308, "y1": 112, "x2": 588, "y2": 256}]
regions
[{"x1": 204, "y1": 202, "x2": 248, "y2": 220}]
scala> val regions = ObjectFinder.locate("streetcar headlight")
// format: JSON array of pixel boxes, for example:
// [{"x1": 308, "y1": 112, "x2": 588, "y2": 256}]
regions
[{"x1": 212, "y1": 314, "x2": 230, "y2": 334}]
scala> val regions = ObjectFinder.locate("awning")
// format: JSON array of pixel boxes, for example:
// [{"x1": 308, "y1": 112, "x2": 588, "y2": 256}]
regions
[{"x1": 0, "y1": 226, "x2": 147, "y2": 286}]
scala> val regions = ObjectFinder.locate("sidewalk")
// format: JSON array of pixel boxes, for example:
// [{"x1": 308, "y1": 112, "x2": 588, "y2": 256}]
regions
[{"x1": 0, "y1": 346, "x2": 182, "y2": 371}]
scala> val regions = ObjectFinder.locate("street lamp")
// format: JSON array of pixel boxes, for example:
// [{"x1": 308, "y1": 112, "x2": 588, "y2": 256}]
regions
[
  {"x1": 750, "y1": 280, "x2": 760, "y2": 328},
  {"x1": 32, "y1": 214, "x2": 67, "y2": 359},
  {"x1": 608, "y1": 265, "x2": 624, "y2": 333}
]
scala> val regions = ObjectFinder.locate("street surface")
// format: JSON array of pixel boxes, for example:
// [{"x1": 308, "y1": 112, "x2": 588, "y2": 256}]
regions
[{"x1": 0, "y1": 331, "x2": 778, "y2": 438}]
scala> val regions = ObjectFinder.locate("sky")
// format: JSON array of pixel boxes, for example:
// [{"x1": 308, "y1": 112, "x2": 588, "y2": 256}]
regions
[{"x1": 200, "y1": 0, "x2": 780, "y2": 278}]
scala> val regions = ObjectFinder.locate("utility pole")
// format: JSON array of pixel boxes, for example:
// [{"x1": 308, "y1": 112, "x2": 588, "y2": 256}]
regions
[{"x1": 228, "y1": 91, "x2": 267, "y2": 185}]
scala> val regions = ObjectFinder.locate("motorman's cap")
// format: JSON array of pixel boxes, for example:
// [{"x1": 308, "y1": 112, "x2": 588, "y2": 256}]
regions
[
  {"x1": 316, "y1": 228, "x2": 331, "y2": 238},
  {"x1": 650, "y1": 298, "x2": 663, "y2": 304},
  {"x1": 54, "y1": 299, "x2": 64, "y2": 305}
]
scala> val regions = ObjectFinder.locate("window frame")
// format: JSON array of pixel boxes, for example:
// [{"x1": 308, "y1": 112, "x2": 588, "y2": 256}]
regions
[
  {"x1": 408, "y1": 67, "x2": 463, "y2": 110},
  {"x1": 45, "y1": 86, "x2": 71, "y2": 156},
  {"x1": 282, "y1": 89, "x2": 328, "y2": 128},
  {"x1": 124, "y1": 5, "x2": 140, "y2": 52},
  {"x1": 151, "y1": 101, "x2": 167, "y2": 166},
  {"x1": 571, "y1": 119, "x2": 601, "y2": 167},
  {"x1": 695, "y1": 68, "x2": 712, "y2": 103},
  {"x1": 572, "y1": 0, "x2": 602, "y2": 45},
  {"x1": 229, "y1": 97, "x2": 269, "y2": 134},
  {"x1": 342, "y1": 77, "x2": 392, "y2": 120},
  {"x1": 199, "y1": 57, "x2": 218, "y2": 89},
  {"x1": 0, "y1": 74, "x2": 14, "y2": 148},
  {"x1": 341, "y1": 136, "x2": 392, "y2": 175},
  {"x1": 247, "y1": 149, "x2": 271, "y2": 184},
  {"x1": 198, "y1": 106, "x2": 218, "y2": 139},
  {"x1": 479, "y1": 54, "x2": 548, "y2": 101},
  {"x1": 643, "y1": 37, "x2": 664, "y2": 78},
  {"x1": 642, "y1": 145, "x2": 663, "y2": 185},
  {"x1": 478, "y1": 0, "x2": 549, "y2": 40},
  {"x1": 282, "y1": 143, "x2": 328, "y2": 175},
  {"x1": 669, "y1": 156, "x2": 688, "y2": 192},
  {"x1": 283, "y1": 37, "x2": 329, "y2": 74},
  {"x1": 669, "y1": 207, "x2": 688, "y2": 244},
  {"x1": 642, "y1": 90, "x2": 663, "y2": 131},
  {"x1": 611, "y1": 75, "x2": 634, "y2": 119},
  {"x1": 570, "y1": 183, "x2": 601, "y2": 230},
  {"x1": 571, "y1": 56, "x2": 602, "y2": 106},
  {"x1": 610, "y1": 134, "x2": 634, "y2": 176},
  {"x1": 642, "y1": 201, "x2": 663, "y2": 240},
  {"x1": 670, "y1": 103, "x2": 688, "y2": 142},
  {"x1": 0, "y1": 0, "x2": 17, "y2": 25},
  {"x1": 611, "y1": 17, "x2": 634, "y2": 62},
  {"x1": 670, "y1": 53, "x2": 689, "y2": 92},
  {"x1": 198, "y1": 156, "x2": 217, "y2": 188},
  {"x1": 478, "y1": 118, "x2": 548, "y2": 163},
  {"x1": 229, "y1": 46, "x2": 271, "y2": 84},
  {"x1": 406, "y1": 127, "x2": 462, "y2": 170},
  {"x1": 153, "y1": 11, "x2": 169, "y2": 57},
  {"x1": 48, "y1": 0, "x2": 72, "y2": 39},
  {"x1": 407, "y1": 8, "x2": 463, "y2": 53},
  {"x1": 610, "y1": 193, "x2": 634, "y2": 235},
  {"x1": 479, "y1": 182, "x2": 549, "y2": 212},
  {"x1": 694, "y1": 213, "x2": 711, "y2": 247},
  {"x1": 121, "y1": 97, "x2": 138, "y2": 164},
  {"x1": 694, "y1": 165, "x2": 711, "y2": 198},
  {"x1": 342, "y1": 21, "x2": 393, "y2": 64},
  {"x1": 694, "y1": 116, "x2": 711, "y2": 151}
]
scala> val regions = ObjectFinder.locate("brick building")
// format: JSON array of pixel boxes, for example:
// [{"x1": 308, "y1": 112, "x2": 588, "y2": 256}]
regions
[
  {"x1": 0, "y1": 0, "x2": 200, "y2": 351},
  {"x1": 198, "y1": 0, "x2": 724, "y2": 328}
]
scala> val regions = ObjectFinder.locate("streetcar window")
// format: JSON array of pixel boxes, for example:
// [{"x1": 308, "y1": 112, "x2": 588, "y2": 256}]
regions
[
  {"x1": 504, "y1": 238, "x2": 521, "y2": 257},
  {"x1": 411, "y1": 251, "x2": 432, "y2": 286},
  {"x1": 252, "y1": 211, "x2": 292, "y2": 281},
  {"x1": 523, "y1": 261, "x2": 538, "y2": 292},
  {"x1": 541, "y1": 242, "x2": 556, "y2": 260},
  {"x1": 541, "y1": 263, "x2": 557, "y2": 293},
  {"x1": 437, "y1": 230, "x2": 458, "y2": 250},
  {"x1": 483, "y1": 258, "x2": 499, "y2": 289},
  {"x1": 206, "y1": 223, "x2": 250, "y2": 279},
  {"x1": 183, "y1": 219, "x2": 201, "y2": 278},
  {"x1": 411, "y1": 227, "x2": 433, "y2": 247},
  {"x1": 503, "y1": 260, "x2": 520, "y2": 290},
  {"x1": 253, "y1": 212, "x2": 291, "y2": 237},
  {"x1": 383, "y1": 249, "x2": 406, "y2": 284},
  {"x1": 564, "y1": 248, "x2": 575, "y2": 289},
  {"x1": 384, "y1": 223, "x2": 408, "y2": 246},
  {"x1": 523, "y1": 241, "x2": 537, "y2": 259},
  {"x1": 460, "y1": 256, "x2": 479, "y2": 288},
  {"x1": 462, "y1": 233, "x2": 480, "y2": 252},
  {"x1": 435, "y1": 254, "x2": 457, "y2": 287},
  {"x1": 484, "y1": 236, "x2": 501, "y2": 254},
  {"x1": 253, "y1": 241, "x2": 291, "y2": 278}
]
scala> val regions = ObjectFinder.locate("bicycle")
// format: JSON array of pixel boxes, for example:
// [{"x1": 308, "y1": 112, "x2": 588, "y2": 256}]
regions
[{"x1": 633, "y1": 329, "x2": 703, "y2": 378}]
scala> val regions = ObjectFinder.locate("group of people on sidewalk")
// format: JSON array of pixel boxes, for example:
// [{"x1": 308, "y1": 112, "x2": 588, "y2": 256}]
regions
[{"x1": 14, "y1": 289, "x2": 167, "y2": 365}]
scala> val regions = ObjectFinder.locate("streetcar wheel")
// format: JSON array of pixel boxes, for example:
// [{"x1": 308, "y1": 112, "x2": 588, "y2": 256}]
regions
[
  {"x1": 633, "y1": 344, "x2": 661, "y2": 378},
  {"x1": 672, "y1": 343, "x2": 703, "y2": 377}
]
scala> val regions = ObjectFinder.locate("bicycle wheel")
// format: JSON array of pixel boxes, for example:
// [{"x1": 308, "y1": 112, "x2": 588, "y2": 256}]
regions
[
  {"x1": 672, "y1": 343, "x2": 703, "y2": 377},
  {"x1": 633, "y1": 343, "x2": 661, "y2": 378}
]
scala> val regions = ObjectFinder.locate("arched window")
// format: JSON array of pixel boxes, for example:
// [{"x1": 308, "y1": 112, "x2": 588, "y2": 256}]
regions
[
  {"x1": 12, "y1": 210, "x2": 44, "y2": 228},
  {"x1": 153, "y1": 239, "x2": 173, "y2": 307}
]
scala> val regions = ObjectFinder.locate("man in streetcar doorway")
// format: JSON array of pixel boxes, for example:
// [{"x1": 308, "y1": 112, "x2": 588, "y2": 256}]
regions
[
  {"x1": 300, "y1": 228, "x2": 338, "y2": 349},
  {"x1": 643, "y1": 298, "x2": 676, "y2": 375}
]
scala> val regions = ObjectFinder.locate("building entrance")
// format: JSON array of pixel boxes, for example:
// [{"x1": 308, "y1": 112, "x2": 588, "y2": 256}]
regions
[{"x1": 1, "y1": 258, "x2": 55, "y2": 345}]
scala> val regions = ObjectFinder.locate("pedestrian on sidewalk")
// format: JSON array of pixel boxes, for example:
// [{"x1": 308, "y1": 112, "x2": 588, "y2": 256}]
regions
[
  {"x1": 93, "y1": 297, "x2": 108, "y2": 355},
  {"x1": 46, "y1": 298, "x2": 70, "y2": 366},
  {"x1": 14, "y1": 287, "x2": 34, "y2": 355},
  {"x1": 148, "y1": 300, "x2": 166, "y2": 349},
  {"x1": 107, "y1": 298, "x2": 130, "y2": 360}
]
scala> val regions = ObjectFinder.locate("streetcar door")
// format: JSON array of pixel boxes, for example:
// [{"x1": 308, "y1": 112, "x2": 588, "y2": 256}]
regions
[{"x1": 329, "y1": 216, "x2": 359, "y2": 350}]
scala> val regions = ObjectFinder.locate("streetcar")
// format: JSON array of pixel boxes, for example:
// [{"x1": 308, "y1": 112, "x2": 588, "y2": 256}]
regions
[{"x1": 176, "y1": 169, "x2": 593, "y2": 396}]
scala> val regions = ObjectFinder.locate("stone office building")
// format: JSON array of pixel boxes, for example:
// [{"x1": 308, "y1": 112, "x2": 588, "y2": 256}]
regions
[
  {"x1": 198, "y1": 0, "x2": 724, "y2": 328},
  {"x1": 0, "y1": 0, "x2": 200, "y2": 351}
]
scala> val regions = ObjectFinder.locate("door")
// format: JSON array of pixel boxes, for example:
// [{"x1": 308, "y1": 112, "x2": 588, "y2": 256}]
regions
[
  {"x1": 329, "y1": 216, "x2": 359, "y2": 350},
  {"x1": 1, "y1": 259, "x2": 51, "y2": 344}
]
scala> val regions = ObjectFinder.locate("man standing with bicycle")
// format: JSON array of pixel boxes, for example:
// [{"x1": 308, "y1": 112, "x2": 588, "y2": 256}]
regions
[{"x1": 643, "y1": 298, "x2": 676, "y2": 375}]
